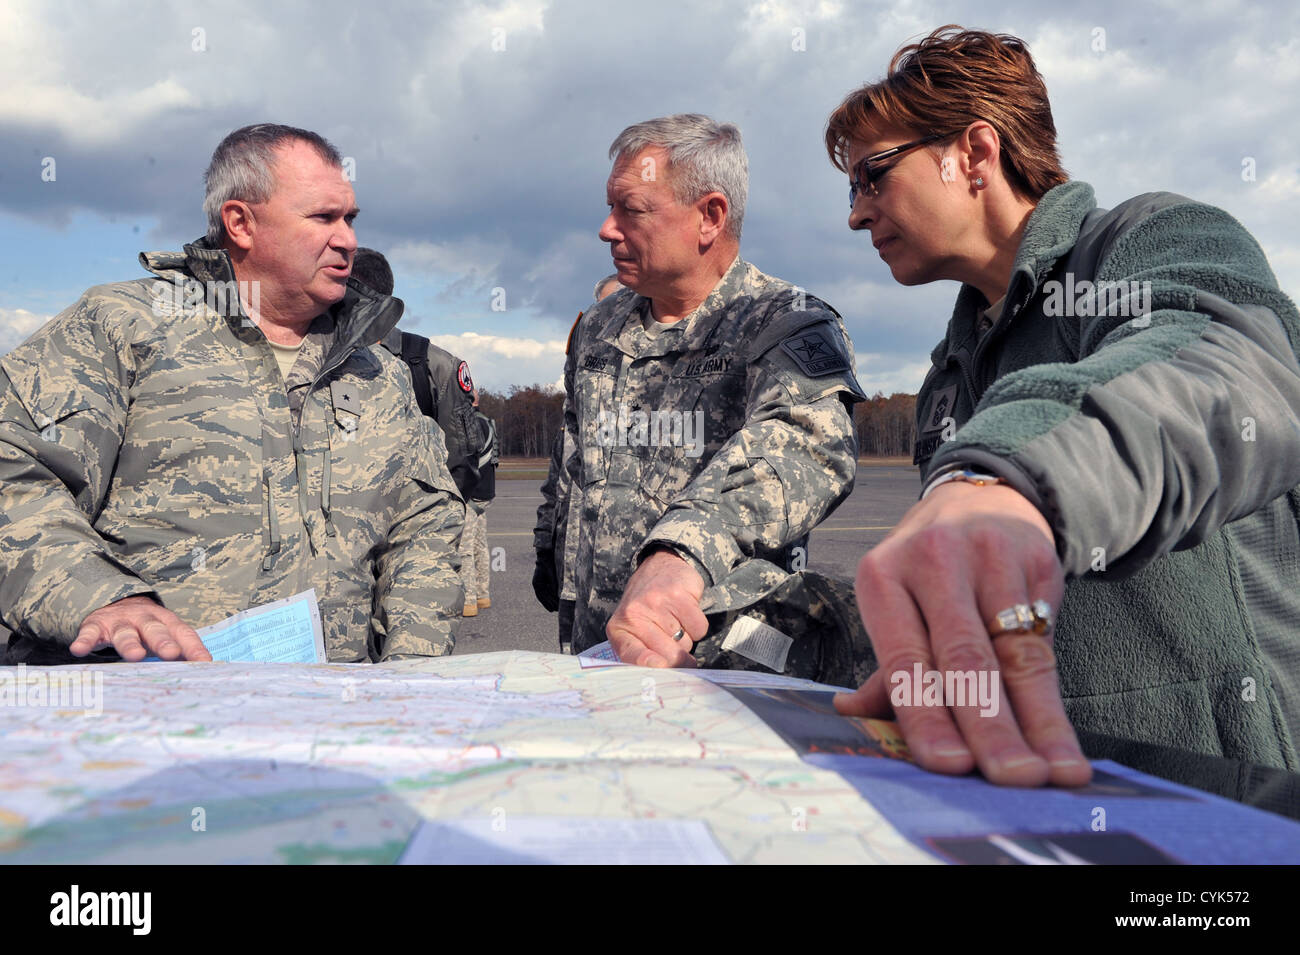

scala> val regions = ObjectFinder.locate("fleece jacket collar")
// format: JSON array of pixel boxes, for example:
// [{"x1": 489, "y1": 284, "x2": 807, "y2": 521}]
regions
[{"x1": 934, "y1": 181, "x2": 1098, "y2": 367}]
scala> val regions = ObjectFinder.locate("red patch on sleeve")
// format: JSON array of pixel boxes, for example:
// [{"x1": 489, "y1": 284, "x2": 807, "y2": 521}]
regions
[{"x1": 457, "y1": 361, "x2": 474, "y2": 393}]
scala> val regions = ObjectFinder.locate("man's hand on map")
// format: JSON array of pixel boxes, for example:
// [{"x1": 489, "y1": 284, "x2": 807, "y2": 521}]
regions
[
  {"x1": 71, "y1": 595, "x2": 213, "y2": 662},
  {"x1": 834, "y1": 481, "x2": 1091, "y2": 788},
  {"x1": 607, "y1": 548, "x2": 708, "y2": 668}
]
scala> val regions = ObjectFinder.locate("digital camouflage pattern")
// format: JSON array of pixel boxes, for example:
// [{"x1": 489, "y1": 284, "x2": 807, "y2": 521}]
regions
[
  {"x1": 563, "y1": 255, "x2": 868, "y2": 667},
  {"x1": 0, "y1": 239, "x2": 465, "y2": 664},
  {"x1": 459, "y1": 499, "x2": 490, "y2": 603},
  {"x1": 558, "y1": 456, "x2": 582, "y2": 603}
]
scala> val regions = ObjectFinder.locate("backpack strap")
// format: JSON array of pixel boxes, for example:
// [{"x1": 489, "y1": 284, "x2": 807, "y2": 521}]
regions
[{"x1": 399, "y1": 331, "x2": 437, "y2": 419}]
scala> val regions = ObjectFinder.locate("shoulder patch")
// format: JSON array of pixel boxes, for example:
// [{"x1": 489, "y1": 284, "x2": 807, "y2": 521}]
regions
[
  {"x1": 779, "y1": 325, "x2": 850, "y2": 376},
  {"x1": 457, "y1": 361, "x2": 474, "y2": 394},
  {"x1": 566, "y1": 311, "x2": 583, "y2": 356},
  {"x1": 920, "y1": 385, "x2": 958, "y2": 434}
]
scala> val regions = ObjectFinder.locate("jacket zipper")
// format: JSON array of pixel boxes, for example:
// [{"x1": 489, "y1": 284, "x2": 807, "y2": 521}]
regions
[{"x1": 290, "y1": 326, "x2": 374, "y2": 550}]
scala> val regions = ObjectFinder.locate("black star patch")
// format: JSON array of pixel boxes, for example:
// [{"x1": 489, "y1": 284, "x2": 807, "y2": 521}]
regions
[
  {"x1": 790, "y1": 336, "x2": 829, "y2": 362},
  {"x1": 779, "y1": 326, "x2": 849, "y2": 376}
]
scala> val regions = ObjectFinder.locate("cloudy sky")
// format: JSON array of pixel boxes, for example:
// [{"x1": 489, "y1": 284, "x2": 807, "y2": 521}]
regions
[{"x1": 3, "y1": 0, "x2": 1297, "y2": 394}]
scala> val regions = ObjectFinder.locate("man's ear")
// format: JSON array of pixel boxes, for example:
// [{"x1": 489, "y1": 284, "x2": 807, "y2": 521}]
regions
[
  {"x1": 221, "y1": 200, "x2": 256, "y2": 251},
  {"x1": 697, "y1": 192, "x2": 729, "y2": 247}
]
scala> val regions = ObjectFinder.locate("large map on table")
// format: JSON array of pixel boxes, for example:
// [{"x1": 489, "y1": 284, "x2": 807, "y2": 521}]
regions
[
  {"x1": 0, "y1": 652, "x2": 931, "y2": 864},
  {"x1": 4, "y1": 651, "x2": 1298, "y2": 864}
]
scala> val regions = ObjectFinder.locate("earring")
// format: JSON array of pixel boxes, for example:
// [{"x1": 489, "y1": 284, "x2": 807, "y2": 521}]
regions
[{"x1": 973, "y1": 177, "x2": 985, "y2": 188}]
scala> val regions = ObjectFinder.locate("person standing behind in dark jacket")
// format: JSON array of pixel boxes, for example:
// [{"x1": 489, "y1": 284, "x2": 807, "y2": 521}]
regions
[
  {"x1": 825, "y1": 25, "x2": 1300, "y2": 784},
  {"x1": 534, "y1": 274, "x2": 624, "y2": 652},
  {"x1": 352, "y1": 247, "x2": 481, "y2": 501},
  {"x1": 460, "y1": 391, "x2": 498, "y2": 617}
]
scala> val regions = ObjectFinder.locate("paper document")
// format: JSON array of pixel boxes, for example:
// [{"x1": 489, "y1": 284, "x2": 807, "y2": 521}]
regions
[
  {"x1": 196, "y1": 589, "x2": 325, "y2": 663},
  {"x1": 576, "y1": 640, "x2": 624, "y2": 668},
  {"x1": 398, "y1": 816, "x2": 729, "y2": 865}
]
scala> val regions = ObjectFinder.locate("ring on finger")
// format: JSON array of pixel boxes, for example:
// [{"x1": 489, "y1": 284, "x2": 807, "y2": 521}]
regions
[
  {"x1": 988, "y1": 599, "x2": 1053, "y2": 637},
  {"x1": 670, "y1": 627, "x2": 686, "y2": 642}
]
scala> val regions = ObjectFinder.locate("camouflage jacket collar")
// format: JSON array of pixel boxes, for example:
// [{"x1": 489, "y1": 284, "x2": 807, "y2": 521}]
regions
[
  {"x1": 598, "y1": 255, "x2": 752, "y2": 358},
  {"x1": 932, "y1": 181, "x2": 1097, "y2": 366},
  {"x1": 138, "y1": 238, "x2": 404, "y2": 367}
]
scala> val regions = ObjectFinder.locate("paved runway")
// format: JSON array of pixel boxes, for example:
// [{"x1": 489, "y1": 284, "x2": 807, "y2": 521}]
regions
[{"x1": 456, "y1": 464, "x2": 920, "y2": 655}]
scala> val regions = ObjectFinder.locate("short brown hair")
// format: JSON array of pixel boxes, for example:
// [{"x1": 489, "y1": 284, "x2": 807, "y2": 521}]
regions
[{"x1": 825, "y1": 26, "x2": 1068, "y2": 200}]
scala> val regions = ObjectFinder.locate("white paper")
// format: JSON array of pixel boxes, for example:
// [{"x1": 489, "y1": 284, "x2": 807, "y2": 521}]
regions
[
  {"x1": 720, "y1": 615, "x2": 793, "y2": 672},
  {"x1": 398, "y1": 816, "x2": 729, "y2": 865}
]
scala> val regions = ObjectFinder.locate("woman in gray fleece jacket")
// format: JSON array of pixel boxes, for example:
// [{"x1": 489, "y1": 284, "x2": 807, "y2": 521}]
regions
[{"x1": 825, "y1": 25, "x2": 1300, "y2": 786}]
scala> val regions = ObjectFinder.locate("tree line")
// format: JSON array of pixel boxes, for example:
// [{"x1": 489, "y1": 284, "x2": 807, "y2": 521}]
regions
[
  {"x1": 852, "y1": 392, "x2": 917, "y2": 457},
  {"x1": 476, "y1": 386, "x2": 565, "y2": 458},
  {"x1": 476, "y1": 386, "x2": 918, "y2": 459}
]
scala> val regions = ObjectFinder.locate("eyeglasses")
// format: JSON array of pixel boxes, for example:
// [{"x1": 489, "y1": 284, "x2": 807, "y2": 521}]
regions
[{"x1": 848, "y1": 133, "x2": 948, "y2": 209}]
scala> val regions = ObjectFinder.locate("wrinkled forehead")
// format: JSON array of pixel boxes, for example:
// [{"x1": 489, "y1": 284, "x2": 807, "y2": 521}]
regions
[
  {"x1": 606, "y1": 146, "x2": 672, "y2": 194},
  {"x1": 268, "y1": 142, "x2": 355, "y2": 205}
]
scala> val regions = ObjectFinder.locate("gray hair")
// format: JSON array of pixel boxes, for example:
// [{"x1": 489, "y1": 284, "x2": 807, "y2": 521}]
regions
[
  {"x1": 608, "y1": 114, "x2": 748, "y2": 240},
  {"x1": 593, "y1": 273, "x2": 621, "y2": 301},
  {"x1": 203, "y1": 124, "x2": 342, "y2": 246}
]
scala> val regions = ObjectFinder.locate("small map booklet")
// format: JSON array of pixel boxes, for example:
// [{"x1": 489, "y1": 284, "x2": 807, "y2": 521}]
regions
[{"x1": 193, "y1": 590, "x2": 325, "y2": 663}]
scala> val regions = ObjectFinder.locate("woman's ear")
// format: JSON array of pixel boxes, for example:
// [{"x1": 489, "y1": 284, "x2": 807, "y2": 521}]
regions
[{"x1": 962, "y1": 121, "x2": 1001, "y2": 190}]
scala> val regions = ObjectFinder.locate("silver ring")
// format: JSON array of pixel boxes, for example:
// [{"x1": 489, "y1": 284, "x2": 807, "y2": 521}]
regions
[
  {"x1": 671, "y1": 628, "x2": 685, "y2": 641},
  {"x1": 989, "y1": 599, "x2": 1053, "y2": 637}
]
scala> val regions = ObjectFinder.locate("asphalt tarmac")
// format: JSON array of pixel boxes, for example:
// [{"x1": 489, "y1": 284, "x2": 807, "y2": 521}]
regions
[{"x1": 457, "y1": 464, "x2": 920, "y2": 655}]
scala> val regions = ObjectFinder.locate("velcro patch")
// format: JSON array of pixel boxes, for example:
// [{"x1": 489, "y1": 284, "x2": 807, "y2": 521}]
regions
[
  {"x1": 914, "y1": 433, "x2": 943, "y2": 467},
  {"x1": 457, "y1": 361, "x2": 474, "y2": 394},
  {"x1": 779, "y1": 326, "x2": 849, "y2": 376},
  {"x1": 330, "y1": 379, "x2": 362, "y2": 416},
  {"x1": 920, "y1": 385, "x2": 958, "y2": 434}
]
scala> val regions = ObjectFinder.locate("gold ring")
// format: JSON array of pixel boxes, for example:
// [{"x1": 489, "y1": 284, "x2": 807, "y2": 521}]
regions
[{"x1": 989, "y1": 599, "x2": 1053, "y2": 637}]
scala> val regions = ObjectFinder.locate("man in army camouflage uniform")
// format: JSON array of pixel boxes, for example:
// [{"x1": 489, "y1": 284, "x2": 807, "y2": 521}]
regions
[
  {"x1": 566, "y1": 114, "x2": 870, "y2": 681},
  {"x1": 0, "y1": 123, "x2": 464, "y2": 665}
]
